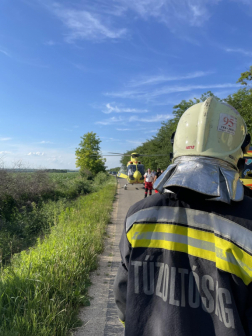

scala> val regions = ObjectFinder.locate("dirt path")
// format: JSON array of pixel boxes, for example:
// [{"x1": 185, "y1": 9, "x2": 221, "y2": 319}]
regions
[{"x1": 73, "y1": 178, "x2": 144, "y2": 336}]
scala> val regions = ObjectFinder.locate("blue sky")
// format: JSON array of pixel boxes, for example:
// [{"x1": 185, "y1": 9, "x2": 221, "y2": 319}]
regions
[{"x1": 0, "y1": 0, "x2": 252, "y2": 169}]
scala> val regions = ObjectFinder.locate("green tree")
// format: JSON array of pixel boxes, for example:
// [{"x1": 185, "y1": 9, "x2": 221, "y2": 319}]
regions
[
  {"x1": 237, "y1": 66, "x2": 252, "y2": 86},
  {"x1": 75, "y1": 132, "x2": 106, "y2": 175}
]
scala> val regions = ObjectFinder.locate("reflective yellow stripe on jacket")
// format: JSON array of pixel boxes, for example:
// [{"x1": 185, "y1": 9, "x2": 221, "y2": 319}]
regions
[{"x1": 126, "y1": 207, "x2": 252, "y2": 286}]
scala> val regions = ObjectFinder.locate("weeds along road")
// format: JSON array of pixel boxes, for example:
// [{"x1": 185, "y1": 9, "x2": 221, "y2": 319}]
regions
[{"x1": 74, "y1": 177, "x2": 144, "y2": 336}]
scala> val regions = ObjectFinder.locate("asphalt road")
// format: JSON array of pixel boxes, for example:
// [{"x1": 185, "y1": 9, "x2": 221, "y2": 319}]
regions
[{"x1": 73, "y1": 177, "x2": 145, "y2": 336}]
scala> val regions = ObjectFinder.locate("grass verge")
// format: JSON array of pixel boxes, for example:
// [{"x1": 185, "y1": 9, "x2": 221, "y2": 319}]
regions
[{"x1": 0, "y1": 178, "x2": 117, "y2": 336}]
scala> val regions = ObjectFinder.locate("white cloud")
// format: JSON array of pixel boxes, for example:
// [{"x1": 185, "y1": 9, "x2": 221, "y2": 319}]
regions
[
  {"x1": 144, "y1": 129, "x2": 158, "y2": 133},
  {"x1": 116, "y1": 127, "x2": 147, "y2": 131},
  {"x1": 128, "y1": 71, "x2": 214, "y2": 87},
  {"x1": 45, "y1": 155, "x2": 63, "y2": 163},
  {"x1": 27, "y1": 152, "x2": 45, "y2": 156},
  {"x1": 97, "y1": 113, "x2": 171, "y2": 125},
  {"x1": 44, "y1": 40, "x2": 56, "y2": 46},
  {"x1": 0, "y1": 137, "x2": 12, "y2": 141},
  {"x1": 116, "y1": 128, "x2": 132, "y2": 131},
  {"x1": 96, "y1": 116, "x2": 124, "y2": 125},
  {"x1": 51, "y1": 3, "x2": 127, "y2": 42},
  {"x1": 103, "y1": 103, "x2": 148, "y2": 114},
  {"x1": 104, "y1": 90, "x2": 144, "y2": 99},
  {"x1": 0, "y1": 48, "x2": 10, "y2": 57},
  {"x1": 129, "y1": 114, "x2": 172, "y2": 122},
  {"x1": 224, "y1": 48, "x2": 252, "y2": 57},
  {"x1": 105, "y1": 83, "x2": 240, "y2": 101},
  {"x1": 100, "y1": 136, "x2": 121, "y2": 142},
  {"x1": 39, "y1": 140, "x2": 53, "y2": 144},
  {"x1": 41, "y1": 0, "x2": 222, "y2": 44},
  {"x1": 120, "y1": 0, "x2": 220, "y2": 27}
]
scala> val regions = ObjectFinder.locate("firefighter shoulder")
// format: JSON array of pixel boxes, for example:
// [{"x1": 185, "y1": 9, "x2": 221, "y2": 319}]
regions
[{"x1": 113, "y1": 97, "x2": 252, "y2": 336}]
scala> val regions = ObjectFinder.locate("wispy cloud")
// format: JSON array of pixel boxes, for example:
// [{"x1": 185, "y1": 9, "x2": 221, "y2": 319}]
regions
[
  {"x1": 96, "y1": 113, "x2": 171, "y2": 125},
  {"x1": 103, "y1": 103, "x2": 148, "y2": 114},
  {"x1": 39, "y1": 141, "x2": 53, "y2": 144},
  {"x1": 144, "y1": 129, "x2": 158, "y2": 133},
  {"x1": 100, "y1": 136, "x2": 121, "y2": 142},
  {"x1": 129, "y1": 115, "x2": 172, "y2": 123},
  {"x1": 116, "y1": 128, "x2": 132, "y2": 131},
  {"x1": 104, "y1": 90, "x2": 143, "y2": 99},
  {"x1": 224, "y1": 47, "x2": 252, "y2": 57},
  {"x1": 44, "y1": 40, "x2": 56, "y2": 46},
  {"x1": 116, "y1": 127, "x2": 147, "y2": 131},
  {"x1": 105, "y1": 83, "x2": 240, "y2": 101},
  {"x1": 0, "y1": 137, "x2": 12, "y2": 141},
  {"x1": 0, "y1": 48, "x2": 10, "y2": 57},
  {"x1": 121, "y1": 0, "x2": 220, "y2": 27},
  {"x1": 41, "y1": 0, "x2": 221, "y2": 44},
  {"x1": 0, "y1": 151, "x2": 11, "y2": 154},
  {"x1": 128, "y1": 71, "x2": 214, "y2": 87},
  {"x1": 50, "y1": 3, "x2": 127, "y2": 42},
  {"x1": 96, "y1": 116, "x2": 124, "y2": 125},
  {"x1": 27, "y1": 152, "x2": 45, "y2": 156}
]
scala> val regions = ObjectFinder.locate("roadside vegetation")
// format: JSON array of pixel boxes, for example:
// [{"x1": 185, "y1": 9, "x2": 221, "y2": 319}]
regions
[
  {"x1": 0, "y1": 170, "x2": 114, "y2": 265},
  {"x1": 0, "y1": 174, "x2": 116, "y2": 335},
  {"x1": 0, "y1": 170, "x2": 89, "y2": 265}
]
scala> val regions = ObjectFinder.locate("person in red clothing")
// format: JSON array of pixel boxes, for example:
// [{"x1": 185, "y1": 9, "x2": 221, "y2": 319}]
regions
[{"x1": 144, "y1": 168, "x2": 155, "y2": 198}]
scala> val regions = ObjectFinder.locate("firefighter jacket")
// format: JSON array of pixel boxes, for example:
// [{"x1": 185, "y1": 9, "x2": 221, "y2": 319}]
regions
[{"x1": 114, "y1": 188, "x2": 252, "y2": 336}]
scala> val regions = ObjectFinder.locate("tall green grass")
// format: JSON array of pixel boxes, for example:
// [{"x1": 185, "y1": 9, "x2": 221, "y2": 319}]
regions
[
  {"x1": 0, "y1": 178, "x2": 117, "y2": 336},
  {"x1": 0, "y1": 171, "x2": 110, "y2": 265}
]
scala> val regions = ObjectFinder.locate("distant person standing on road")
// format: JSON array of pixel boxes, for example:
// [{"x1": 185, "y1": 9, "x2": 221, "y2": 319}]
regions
[{"x1": 143, "y1": 168, "x2": 154, "y2": 198}]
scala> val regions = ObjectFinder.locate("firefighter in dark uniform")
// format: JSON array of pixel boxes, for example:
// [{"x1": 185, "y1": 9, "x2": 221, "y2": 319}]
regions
[{"x1": 113, "y1": 97, "x2": 252, "y2": 336}]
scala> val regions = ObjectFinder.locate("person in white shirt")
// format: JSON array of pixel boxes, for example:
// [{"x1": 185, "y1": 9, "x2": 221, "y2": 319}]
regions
[{"x1": 144, "y1": 168, "x2": 155, "y2": 198}]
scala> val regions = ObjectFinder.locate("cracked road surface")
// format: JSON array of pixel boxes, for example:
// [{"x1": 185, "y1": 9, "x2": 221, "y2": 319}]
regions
[{"x1": 73, "y1": 178, "x2": 144, "y2": 336}]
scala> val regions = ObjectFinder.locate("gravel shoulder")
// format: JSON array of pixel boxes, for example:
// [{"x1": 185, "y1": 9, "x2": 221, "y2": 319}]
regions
[{"x1": 73, "y1": 178, "x2": 144, "y2": 336}]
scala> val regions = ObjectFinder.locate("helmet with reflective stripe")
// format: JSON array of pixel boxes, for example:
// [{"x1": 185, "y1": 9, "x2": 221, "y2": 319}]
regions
[{"x1": 173, "y1": 97, "x2": 248, "y2": 168}]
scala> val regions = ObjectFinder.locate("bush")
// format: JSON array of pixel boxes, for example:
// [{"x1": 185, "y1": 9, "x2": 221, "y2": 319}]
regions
[
  {"x1": 94, "y1": 171, "x2": 109, "y2": 185},
  {"x1": 79, "y1": 169, "x2": 93, "y2": 180}
]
